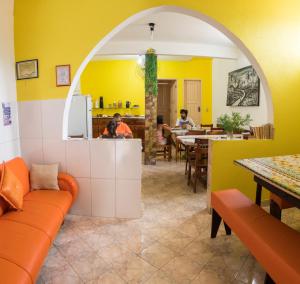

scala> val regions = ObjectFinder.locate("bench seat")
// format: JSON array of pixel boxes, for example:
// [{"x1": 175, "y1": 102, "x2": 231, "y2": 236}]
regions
[{"x1": 211, "y1": 189, "x2": 300, "y2": 284}]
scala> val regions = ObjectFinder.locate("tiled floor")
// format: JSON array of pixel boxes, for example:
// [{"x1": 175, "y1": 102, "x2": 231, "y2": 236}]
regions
[{"x1": 38, "y1": 160, "x2": 300, "y2": 284}]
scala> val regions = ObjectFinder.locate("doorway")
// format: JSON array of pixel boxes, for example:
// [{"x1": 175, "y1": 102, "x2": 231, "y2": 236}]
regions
[
  {"x1": 184, "y1": 80, "x2": 202, "y2": 126},
  {"x1": 157, "y1": 79, "x2": 177, "y2": 126}
]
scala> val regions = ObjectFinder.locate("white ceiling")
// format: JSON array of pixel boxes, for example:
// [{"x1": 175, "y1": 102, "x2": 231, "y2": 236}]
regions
[
  {"x1": 94, "y1": 11, "x2": 238, "y2": 60},
  {"x1": 110, "y1": 12, "x2": 234, "y2": 47}
]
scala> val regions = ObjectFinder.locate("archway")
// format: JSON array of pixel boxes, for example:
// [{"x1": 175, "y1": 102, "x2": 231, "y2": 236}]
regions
[{"x1": 62, "y1": 5, "x2": 274, "y2": 139}]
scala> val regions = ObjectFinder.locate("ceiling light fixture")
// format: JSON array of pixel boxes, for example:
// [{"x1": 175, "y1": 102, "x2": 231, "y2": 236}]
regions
[{"x1": 148, "y1": 23, "x2": 155, "y2": 40}]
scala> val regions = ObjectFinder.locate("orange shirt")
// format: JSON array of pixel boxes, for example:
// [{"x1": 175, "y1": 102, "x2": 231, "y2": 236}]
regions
[{"x1": 103, "y1": 121, "x2": 132, "y2": 137}]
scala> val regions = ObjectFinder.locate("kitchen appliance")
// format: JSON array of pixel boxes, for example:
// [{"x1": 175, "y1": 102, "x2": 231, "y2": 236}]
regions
[{"x1": 68, "y1": 94, "x2": 92, "y2": 139}]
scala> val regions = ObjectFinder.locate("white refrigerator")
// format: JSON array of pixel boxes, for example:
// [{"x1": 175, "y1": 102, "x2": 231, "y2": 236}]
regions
[{"x1": 68, "y1": 95, "x2": 92, "y2": 139}]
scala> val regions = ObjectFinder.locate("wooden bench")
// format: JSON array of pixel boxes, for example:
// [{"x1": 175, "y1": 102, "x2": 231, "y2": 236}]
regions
[{"x1": 211, "y1": 189, "x2": 300, "y2": 284}]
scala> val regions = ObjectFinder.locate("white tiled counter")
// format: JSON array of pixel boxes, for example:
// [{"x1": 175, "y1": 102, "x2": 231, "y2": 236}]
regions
[
  {"x1": 66, "y1": 139, "x2": 142, "y2": 218},
  {"x1": 18, "y1": 99, "x2": 142, "y2": 218}
]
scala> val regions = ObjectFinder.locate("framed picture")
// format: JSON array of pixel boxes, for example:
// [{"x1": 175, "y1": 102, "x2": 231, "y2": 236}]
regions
[
  {"x1": 16, "y1": 59, "x2": 39, "y2": 80},
  {"x1": 56, "y1": 65, "x2": 71, "y2": 86},
  {"x1": 226, "y1": 65, "x2": 260, "y2": 106}
]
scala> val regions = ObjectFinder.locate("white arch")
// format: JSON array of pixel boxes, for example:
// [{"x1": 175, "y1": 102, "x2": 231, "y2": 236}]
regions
[{"x1": 62, "y1": 5, "x2": 274, "y2": 139}]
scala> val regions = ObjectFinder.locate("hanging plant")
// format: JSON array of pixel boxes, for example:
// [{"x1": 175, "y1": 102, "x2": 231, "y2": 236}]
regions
[{"x1": 145, "y1": 48, "x2": 158, "y2": 96}]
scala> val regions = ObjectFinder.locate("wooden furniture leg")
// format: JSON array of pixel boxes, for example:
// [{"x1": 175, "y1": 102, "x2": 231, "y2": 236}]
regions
[
  {"x1": 264, "y1": 273, "x2": 275, "y2": 284},
  {"x1": 211, "y1": 209, "x2": 222, "y2": 238},
  {"x1": 270, "y1": 199, "x2": 282, "y2": 220},
  {"x1": 256, "y1": 183, "x2": 262, "y2": 206},
  {"x1": 224, "y1": 222, "x2": 232, "y2": 235}
]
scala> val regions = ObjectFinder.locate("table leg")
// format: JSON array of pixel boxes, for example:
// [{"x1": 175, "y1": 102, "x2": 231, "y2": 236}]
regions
[{"x1": 256, "y1": 183, "x2": 262, "y2": 206}]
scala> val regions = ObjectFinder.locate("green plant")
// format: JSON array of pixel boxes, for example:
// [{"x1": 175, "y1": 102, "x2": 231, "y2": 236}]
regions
[{"x1": 217, "y1": 112, "x2": 252, "y2": 133}]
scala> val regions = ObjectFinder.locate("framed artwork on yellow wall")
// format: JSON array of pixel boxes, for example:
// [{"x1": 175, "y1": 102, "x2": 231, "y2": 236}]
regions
[
  {"x1": 16, "y1": 59, "x2": 39, "y2": 80},
  {"x1": 56, "y1": 64, "x2": 71, "y2": 87}
]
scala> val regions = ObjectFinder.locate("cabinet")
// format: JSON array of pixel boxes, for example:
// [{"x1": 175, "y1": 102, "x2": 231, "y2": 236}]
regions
[{"x1": 92, "y1": 117, "x2": 145, "y2": 145}]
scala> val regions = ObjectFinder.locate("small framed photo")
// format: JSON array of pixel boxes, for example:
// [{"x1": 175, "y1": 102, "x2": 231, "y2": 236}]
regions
[
  {"x1": 16, "y1": 59, "x2": 39, "y2": 80},
  {"x1": 56, "y1": 65, "x2": 71, "y2": 86}
]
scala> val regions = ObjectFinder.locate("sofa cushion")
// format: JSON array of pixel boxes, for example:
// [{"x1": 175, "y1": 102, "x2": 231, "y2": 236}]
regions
[
  {"x1": 24, "y1": 190, "x2": 72, "y2": 216},
  {"x1": 30, "y1": 163, "x2": 59, "y2": 190},
  {"x1": 0, "y1": 162, "x2": 24, "y2": 210},
  {"x1": 0, "y1": 258, "x2": 31, "y2": 284},
  {"x1": 0, "y1": 220, "x2": 50, "y2": 283},
  {"x1": 0, "y1": 157, "x2": 30, "y2": 196},
  {"x1": 1, "y1": 200, "x2": 64, "y2": 241}
]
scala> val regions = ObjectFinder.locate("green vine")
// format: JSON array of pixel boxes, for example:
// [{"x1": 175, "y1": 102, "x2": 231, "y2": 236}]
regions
[{"x1": 145, "y1": 49, "x2": 158, "y2": 96}]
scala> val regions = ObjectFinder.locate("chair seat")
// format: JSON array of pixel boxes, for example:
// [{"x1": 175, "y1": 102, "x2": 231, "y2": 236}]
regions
[
  {"x1": 24, "y1": 190, "x2": 72, "y2": 216},
  {"x1": 1, "y1": 200, "x2": 64, "y2": 241},
  {"x1": 0, "y1": 258, "x2": 31, "y2": 284},
  {"x1": 0, "y1": 220, "x2": 50, "y2": 283}
]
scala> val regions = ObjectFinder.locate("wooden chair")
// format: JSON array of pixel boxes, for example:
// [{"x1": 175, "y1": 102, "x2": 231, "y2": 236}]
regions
[
  {"x1": 184, "y1": 129, "x2": 206, "y2": 173},
  {"x1": 187, "y1": 138, "x2": 208, "y2": 192},
  {"x1": 157, "y1": 125, "x2": 172, "y2": 161}
]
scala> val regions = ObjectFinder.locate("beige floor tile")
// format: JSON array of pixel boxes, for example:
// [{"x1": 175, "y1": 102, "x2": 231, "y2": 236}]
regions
[
  {"x1": 159, "y1": 230, "x2": 195, "y2": 253},
  {"x1": 235, "y1": 255, "x2": 265, "y2": 284},
  {"x1": 145, "y1": 270, "x2": 176, "y2": 284},
  {"x1": 69, "y1": 252, "x2": 111, "y2": 281},
  {"x1": 99, "y1": 242, "x2": 134, "y2": 264},
  {"x1": 112, "y1": 254, "x2": 157, "y2": 283},
  {"x1": 86, "y1": 270, "x2": 126, "y2": 284},
  {"x1": 139, "y1": 242, "x2": 177, "y2": 268},
  {"x1": 161, "y1": 255, "x2": 204, "y2": 284},
  {"x1": 56, "y1": 238, "x2": 95, "y2": 261}
]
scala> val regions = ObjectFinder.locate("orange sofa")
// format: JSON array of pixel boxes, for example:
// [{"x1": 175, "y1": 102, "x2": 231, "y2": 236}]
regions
[{"x1": 0, "y1": 157, "x2": 78, "y2": 284}]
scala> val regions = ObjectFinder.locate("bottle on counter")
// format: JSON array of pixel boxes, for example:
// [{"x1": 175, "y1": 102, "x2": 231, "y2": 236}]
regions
[
  {"x1": 100, "y1": 97, "x2": 104, "y2": 109},
  {"x1": 95, "y1": 99, "x2": 99, "y2": 108},
  {"x1": 113, "y1": 101, "x2": 117, "y2": 108},
  {"x1": 118, "y1": 100, "x2": 122, "y2": 108}
]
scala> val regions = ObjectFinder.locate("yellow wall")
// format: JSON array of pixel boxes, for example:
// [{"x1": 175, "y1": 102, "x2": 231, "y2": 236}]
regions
[
  {"x1": 14, "y1": 0, "x2": 300, "y2": 201},
  {"x1": 80, "y1": 58, "x2": 212, "y2": 123}
]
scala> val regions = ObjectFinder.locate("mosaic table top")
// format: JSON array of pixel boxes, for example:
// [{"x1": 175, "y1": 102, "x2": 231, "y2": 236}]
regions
[{"x1": 235, "y1": 154, "x2": 300, "y2": 197}]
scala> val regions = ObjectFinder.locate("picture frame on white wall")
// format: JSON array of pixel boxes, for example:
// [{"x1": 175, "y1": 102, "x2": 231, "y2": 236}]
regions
[
  {"x1": 16, "y1": 59, "x2": 39, "y2": 80},
  {"x1": 56, "y1": 64, "x2": 71, "y2": 87}
]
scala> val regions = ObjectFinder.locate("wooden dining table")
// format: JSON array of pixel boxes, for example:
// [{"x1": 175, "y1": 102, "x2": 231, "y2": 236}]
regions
[{"x1": 235, "y1": 154, "x2": 300, "y2": 210}]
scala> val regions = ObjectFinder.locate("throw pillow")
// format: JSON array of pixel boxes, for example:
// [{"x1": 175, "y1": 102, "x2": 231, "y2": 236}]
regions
[
  {"x1": 30, "y1": 163, "x2": 59, "y2": 190},
  {"x1": 0, "y1": 162, "x2": 24, "y2": 210}
]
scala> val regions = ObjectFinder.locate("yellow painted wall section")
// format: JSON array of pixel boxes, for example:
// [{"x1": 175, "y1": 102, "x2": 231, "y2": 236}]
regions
[
  {"x1": 14, "y1": 0, "x2": 300, "y2": 201},
  {"x1": 80, "y1": 58, "x2": 212, "y2": 123}
]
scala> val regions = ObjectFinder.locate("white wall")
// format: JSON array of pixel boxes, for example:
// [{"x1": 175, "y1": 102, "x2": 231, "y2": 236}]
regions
[
  {"x1": 0, "y1": 0, "x2": 20, "y2": 161},
  {"x1": 212, "y1": 52, "x2": 270, "y2": 127}
]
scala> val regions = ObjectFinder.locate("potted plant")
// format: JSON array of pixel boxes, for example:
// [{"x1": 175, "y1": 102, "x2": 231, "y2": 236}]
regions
[{"x1": 217, "y1": 112, "x2": 252, "y2": 139}]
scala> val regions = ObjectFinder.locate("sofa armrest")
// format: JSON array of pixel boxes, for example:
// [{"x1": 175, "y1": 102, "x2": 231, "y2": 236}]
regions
[{"x1": 58, "y1": 172, "x2": 78, "y2": 203}]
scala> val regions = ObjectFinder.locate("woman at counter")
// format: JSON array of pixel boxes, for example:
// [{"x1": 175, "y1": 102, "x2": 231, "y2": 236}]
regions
[{"x1": 102, "y1": 113, "x2": 133, "y2": 138}]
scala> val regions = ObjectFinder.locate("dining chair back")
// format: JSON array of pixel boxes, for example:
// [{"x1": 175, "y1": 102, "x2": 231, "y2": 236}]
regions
[{"x1": 207, "y1": 130, "x2": 226, "y2": 135}]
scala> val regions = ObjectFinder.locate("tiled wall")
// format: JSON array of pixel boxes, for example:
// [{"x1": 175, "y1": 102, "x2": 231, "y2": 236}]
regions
[{"x1": 18, "y1": 99, "x2": 142, "y2": 218}]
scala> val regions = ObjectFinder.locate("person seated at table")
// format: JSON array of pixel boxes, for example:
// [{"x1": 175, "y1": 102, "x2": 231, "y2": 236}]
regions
[
  {"x1": 176, "y1": 109, "x2": 195, "y2": 129},
  {"x1": 156, "y1": 115, "x2": 167, "y2": 145},
  {"x1": 102, "y1": 113, "x2": 133, "y2": 138}
]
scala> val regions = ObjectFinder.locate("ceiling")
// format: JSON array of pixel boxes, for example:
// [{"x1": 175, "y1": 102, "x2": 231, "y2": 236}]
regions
[{"x1": 110, "y1": 11, "x2": 234, "y2": 47}]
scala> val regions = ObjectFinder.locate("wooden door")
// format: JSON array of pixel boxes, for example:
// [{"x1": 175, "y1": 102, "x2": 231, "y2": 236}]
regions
[
  {"x1": 157, "y1": 82, "x2": 171, "y2": 125},
  {"x1": 184, "y1": 80, "x2": 201, "y2": 126},
  {"x1": 170, "y1": 81, "x2": 178, "y2": 127}
]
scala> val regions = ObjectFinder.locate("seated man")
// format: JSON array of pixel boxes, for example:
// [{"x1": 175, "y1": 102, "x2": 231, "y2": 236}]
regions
[
  {"x1": 102, "y1": 113, "x2": 133, "y2": 138},
  {"x1": 176, "y1": 109, "x2": 195, "y2": 128}
]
